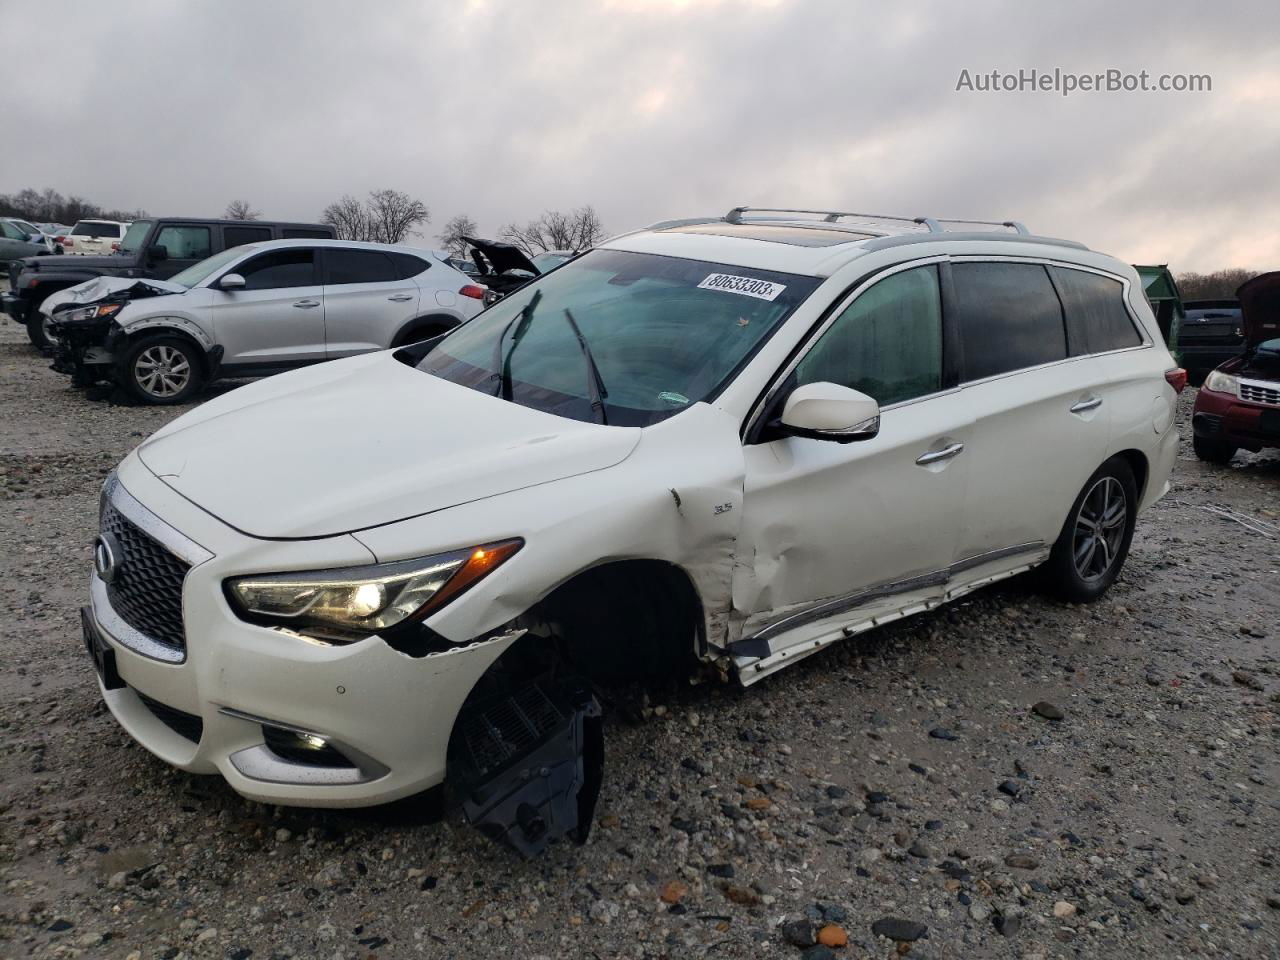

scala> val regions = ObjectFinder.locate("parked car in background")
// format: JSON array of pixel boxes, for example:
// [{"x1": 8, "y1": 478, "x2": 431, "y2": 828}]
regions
[
  {"x1": 1179, "y1": 299, "x2": 1244, "y2": 383},
  {"x1": 462, "y1": 237, "x2": 578, "y2": 303},
  {"x1": 4, "y1": 217, "x2": 336, "y2": 349},
  {"x1": 1134, "y1": 264, "x2": 1185, "y2": 352},
  {"x1": 3, "y1": 218, "x2": 57, "y2": 253},
  {"x1": 81, "y1": 207, "x2": 1180, "y2": 854},
  {"x1": 0, "y1": 219, "x2": 54, "y2": 265},
  {"x1": 1192, "y1": 273, "x2": 1280, "y2": 462},
  {"x1": 47, "y1": 238, "x2": 486, "y2": 403},
  {"x1": 62, "y1": 219, "x2": 128, "y2": 256}
]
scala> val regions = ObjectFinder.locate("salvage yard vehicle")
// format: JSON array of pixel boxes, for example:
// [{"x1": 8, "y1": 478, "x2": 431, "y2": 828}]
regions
[
  {"x1": 0, "y1": 218, "x2": 54, "y2": 266},
  {"x1": 1191, "y1": 272, "x2": 1280, "y2": 463},
  {"x1": 3, "y1": 217, "x2": 337, "y2": 350},
  {"x1": 463, "y1": 236, "x2": 576, "y2": 303},
  {"x1": 82, "y1": 206, "x2": 1182, "y2": 856},
  {"x1": 46, "y1": 238, "x2": 486, "y2": 404},
  {"x1": 61, "y1": 218, "x2": 127, "y2": 256},
  {"x1": 1180, "y1": 298, "x2": 1244, "y2": 383}
]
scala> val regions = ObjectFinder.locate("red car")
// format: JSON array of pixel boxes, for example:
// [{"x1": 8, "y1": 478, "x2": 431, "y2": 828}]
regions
[{"x1": 1192, "y1": 271, "x2": 1280, "y2": 462}]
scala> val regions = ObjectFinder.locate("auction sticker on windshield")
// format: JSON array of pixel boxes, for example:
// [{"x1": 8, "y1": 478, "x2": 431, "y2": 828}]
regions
[{"x1": 697, "y1": 273, "x2": 787, "y2": 301}]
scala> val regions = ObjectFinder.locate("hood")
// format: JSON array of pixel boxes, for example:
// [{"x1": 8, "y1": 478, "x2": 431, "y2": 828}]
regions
[
  {"x1": 1235, "y1": 272, "x2": 1280, "y2": 345},
  {"x1": 42, "y1": 276, "x2": 185, "y2": 315},
  {"x1": 136, "y1": 352, "x2": 642, "y2": 539},
  {"x1": 25, "y1": 253, "x2": 131, "y2": 272},
  {"x1": 463, "y1": 237, "x2": 540, "y2": 277}
]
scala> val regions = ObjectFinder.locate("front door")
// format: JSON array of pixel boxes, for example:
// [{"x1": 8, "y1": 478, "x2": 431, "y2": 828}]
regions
[
  {"x1": 207, "y1": 247, "x2": 327, "y2": 368},
  {"x1": 733, "y1": 262, "x2": 972, "y2": 652}
]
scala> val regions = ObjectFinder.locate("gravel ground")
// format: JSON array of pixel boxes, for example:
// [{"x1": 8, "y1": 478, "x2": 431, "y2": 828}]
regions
[{"x1": 1, "y1": 294, "x2": 1278, "y2": 960}]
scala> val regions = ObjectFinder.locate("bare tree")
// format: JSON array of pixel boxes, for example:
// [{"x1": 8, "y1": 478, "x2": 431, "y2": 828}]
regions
[
  {"x1": 501, "y1": 205, "x2": 606, "y2": 255},
  {"x1": 1174, "y1": 268, "x2": 1256, "y2": 301},
  {"x1": 224, "y1": 200, "x2": 260, "y2": 221},
  {"x1": 437, "y1": 214, "x2": 478, "y2": 258},
  {"x1": 366, "y1": 188, "x2": 429, "y2": 244},
  {"x1": 321, "y1": 194, "x2": 371, "y2": 241}
]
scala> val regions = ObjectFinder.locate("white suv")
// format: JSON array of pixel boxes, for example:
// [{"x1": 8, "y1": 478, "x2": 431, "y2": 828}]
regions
[
  {"x1": 62, "y1": 219, "x2": 128, "y2": 255},
  {"x1": 83, "y1": 208, "x2": 1182, "y2": 854},
  {"x1": 45, "y1": 239, "x2": 486, "y2": 404}
]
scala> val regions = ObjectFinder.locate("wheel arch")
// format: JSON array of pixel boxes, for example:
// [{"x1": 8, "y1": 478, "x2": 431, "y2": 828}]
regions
[
  {"x1": 389, "y1": 312, "x2": 463, "y2": 347},
  {"x1": 1111, "y1": 448, "x2": 1149, "y2": 503}
]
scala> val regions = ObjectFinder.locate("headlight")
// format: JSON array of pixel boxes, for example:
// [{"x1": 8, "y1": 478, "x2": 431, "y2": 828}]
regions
[
  {"x1": 60, "y1": 302, "x2": 123, "y2": 324},
  {"x1": 225, "y1": 540, "x2": 522, "y2": 642},
  {"x1": 1203, "y1": 369, "x2": 1239, "y2": 395}
]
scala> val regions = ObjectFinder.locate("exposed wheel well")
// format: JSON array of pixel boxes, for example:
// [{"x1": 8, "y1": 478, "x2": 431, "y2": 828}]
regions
[
  {"x1": 121, "y1": 327, "x2": 210, "y2": 376},
  {"x1": 390, "y1": 314, "x2": 461, "y2": 347}
]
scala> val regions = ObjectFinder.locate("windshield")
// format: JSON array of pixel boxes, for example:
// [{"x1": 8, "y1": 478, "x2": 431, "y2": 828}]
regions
[
  {"x1": 416, "y1": 249, "x2": 820, "y2": 426},
  {"x1": 118, "y1": 220, "x2": 153, "y2": 255},
  {"x1": 168, "y1": 245, "x2": 253, "y2": 289}
]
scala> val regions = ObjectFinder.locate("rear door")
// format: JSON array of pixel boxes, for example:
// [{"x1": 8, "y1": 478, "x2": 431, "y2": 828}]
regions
[
  {"x1": 320, "y1": 247, "x2": 420, "y2": 357},
  {"x1": 207, "y1": 247, "x2": 327, "y2": 367},
  {"x1": 150, "y1": 224, "x2": 213, "y2": 278},
  {"x1": 950, "y1": 260, "x2": 1110, "y2": 565}
]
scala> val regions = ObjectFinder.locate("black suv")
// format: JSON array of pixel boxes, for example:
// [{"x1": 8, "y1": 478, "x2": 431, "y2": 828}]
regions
[
  {"x1": 3, "y1": 217, "x2": 335, "y2": 350},
  {"x1": 1180, "y1": 299, "x2": 1245, "y2": 383}
]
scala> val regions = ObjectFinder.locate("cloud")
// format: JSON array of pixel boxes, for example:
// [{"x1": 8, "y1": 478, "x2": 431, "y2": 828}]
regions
[{"x1": 4, "y1": 0, "x2": 1276, "y2": 271}]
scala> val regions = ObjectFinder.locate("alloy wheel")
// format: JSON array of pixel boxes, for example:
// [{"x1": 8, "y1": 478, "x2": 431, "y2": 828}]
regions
[
  {"x1": 1072, "y1": 476, "x2": 1127, "y2": 582},
  {"x1": 133, "y1": 345, "x2": 191, "y2": 398}
]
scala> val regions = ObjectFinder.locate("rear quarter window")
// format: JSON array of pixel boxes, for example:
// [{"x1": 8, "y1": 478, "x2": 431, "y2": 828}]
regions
[
  {"x1": 1050, "y1": 267, "x2": 1144, "y2": 354},
  {"x1": 951, "y1": 262, "x2": 1067, "y2": 381}
]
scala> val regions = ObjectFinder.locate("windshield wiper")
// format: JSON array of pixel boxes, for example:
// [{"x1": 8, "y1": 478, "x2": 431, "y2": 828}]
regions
[
  {"x1": 490, "y1": 290, "x2": 542, "y2": 400},
  {"x1": 562, "y1": 308, "x2": 609, "y2": 425}
]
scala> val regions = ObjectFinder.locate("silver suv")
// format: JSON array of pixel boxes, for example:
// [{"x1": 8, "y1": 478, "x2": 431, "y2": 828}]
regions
[{"x1": 45, "y1": 239, "x2": 487, "y2": 404}]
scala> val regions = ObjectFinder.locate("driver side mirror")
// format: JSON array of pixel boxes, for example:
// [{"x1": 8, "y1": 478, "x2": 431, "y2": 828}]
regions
[
  {"x1": 148, "y1": 244, "x2": 169, "y2": 262},
  {"x1": 218, "y1": 273, "x2": 246, "y2": 291},
  {"x1": 776, "y1": 382, "x2": 880, "y2": 443}
]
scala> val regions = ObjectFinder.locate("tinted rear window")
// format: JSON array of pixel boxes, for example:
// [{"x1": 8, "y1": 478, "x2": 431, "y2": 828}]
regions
[
  {"x1": 73, "y1": 222, "x2": 120, "y2": 238},
  {"x1": 224, "y1": 225, "x2": 272, "y2": 248},
  {"x1": 952, "y1": 262, "x2": 1067, "y2": 381},
  {"x1": 389, "y1": 252, "x2": 429, "y2": 279},
  {"x1": 1051, "y1": 267, "x2": 1143, "y2": 355},
  {"x1": 324, "y1": 249, "x2": 400, "y2": 284}
]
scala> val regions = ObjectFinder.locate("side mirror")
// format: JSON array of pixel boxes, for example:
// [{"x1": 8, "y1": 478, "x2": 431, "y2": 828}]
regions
[
  {"x1": 218, "y1": 273, "x2": 246, "y2": 291},
  {"x1": 777, "y1": 382, "x2": 880, "y2": 443},
  {"x1": 148, "y1": 244, "x2": 169, "y2": 261}
]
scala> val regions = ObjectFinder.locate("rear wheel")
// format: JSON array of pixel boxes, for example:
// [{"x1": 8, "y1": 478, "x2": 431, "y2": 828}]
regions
[
  {"x1": 1192, "y1": 434, "x2": 1236, "y2": 464},
  {"x1": 1042, "y1": 457, "x2": 1137, "y2": 603},
  {"x1": 119, "y1": 335, "x2": 205, "y2": 405}
]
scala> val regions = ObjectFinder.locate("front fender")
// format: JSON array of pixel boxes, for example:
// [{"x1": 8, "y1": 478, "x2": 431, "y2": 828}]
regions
[{"x1": 117, "y1": 315, "x2": 216, "y2": 351}]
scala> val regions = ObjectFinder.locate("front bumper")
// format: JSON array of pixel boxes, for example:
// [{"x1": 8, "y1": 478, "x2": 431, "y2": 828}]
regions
[
  {"x1": 1, "y1": 290, "x2": 25, "y2": 322},
  {"x1": 1193, "y1": 384, "x2": 1280, "y2": 450},
  {"x1": 84, "y1": 462, "x2": 517, "y2": 807}
]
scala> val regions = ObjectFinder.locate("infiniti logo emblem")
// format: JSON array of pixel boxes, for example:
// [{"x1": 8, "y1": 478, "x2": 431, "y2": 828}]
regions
[{"x1": 94, "y1": 532, "x2": 121, "y2": 583}]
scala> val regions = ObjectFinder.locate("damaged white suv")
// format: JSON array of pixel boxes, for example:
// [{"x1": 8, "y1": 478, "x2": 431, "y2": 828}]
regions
[{"x1": 84, "y1": 207, "x2": 1182, "y2": 854}]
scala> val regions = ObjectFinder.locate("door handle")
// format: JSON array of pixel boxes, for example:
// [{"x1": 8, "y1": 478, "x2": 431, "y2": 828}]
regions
[
  {"x1": 915, "y1": 442, "x2": 965, "y2": 466},
  {"x1": 1070, "y1": 397, "x2": 1103, "y2": 413},
  {"x1": 293, "y1": 299, "x2": 320, "y2": 309},
  {"x1": 387, "y1": 293, "x2": 414, "y2": 302}
]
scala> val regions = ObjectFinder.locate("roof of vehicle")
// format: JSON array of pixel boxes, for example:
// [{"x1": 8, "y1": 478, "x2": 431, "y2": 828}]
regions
[
  {"x1": 75, "y1": 218, "x2": 125, "y2": 225},
  {"x1": 221, "y1": 238, "x2": 455, "y2": 257},
  {"x1": 603, "y1": 206, "x2": 1100, "y2": 278},
  {"x1": 130, "y1": 217, "x2": 333, "y2": 228}
]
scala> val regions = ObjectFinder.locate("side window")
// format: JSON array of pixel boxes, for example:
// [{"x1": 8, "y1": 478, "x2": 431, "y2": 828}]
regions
[
  {"x1": 794, "y1": 265, "x2": 943, "y2": 406},
  {"x1": 237, "y1": 249, "x2": 316, "y2": 290},
  {"x1": 282, "y1": 228, "x2": 332, "y2": 239},
  {"x1": 1, "y1": 222, "x2": 24, "y2": 240},
  {"x1": 951, "y1": 262, "x2": 1066, "y2": 381},
  {"x1": 223, "y1": 225, "x2": 272, "y2": 249},
  {"x1": 324, "y1": 249, "x2": 400, "y2": 285},
  {"x1": 154, "y1": 225, "x2": 212, "y2": 260},
  {"x1": 389, "y1": 252, "x2": 429, "y2": 279},
  {"x1": 1051, "y1": 267, "x2": 1142, "y2": 354}
]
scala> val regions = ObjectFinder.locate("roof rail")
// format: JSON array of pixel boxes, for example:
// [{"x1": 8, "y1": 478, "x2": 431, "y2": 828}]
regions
[{"x1": 724, "y1": 206, "x2": 1029, "y2": 235}]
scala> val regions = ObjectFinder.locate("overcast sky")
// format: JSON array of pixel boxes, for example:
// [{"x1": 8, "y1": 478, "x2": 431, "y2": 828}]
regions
[{"x1": 6, "y1": 0, "x2": 1277, "y2": 272}]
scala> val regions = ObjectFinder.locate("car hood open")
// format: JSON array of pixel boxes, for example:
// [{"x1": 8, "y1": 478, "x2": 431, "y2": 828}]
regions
[
  {"x1": 136, "y1": 352, "x2": 642, "y2": 539},
  {"x1": 1236, "y1": 272, "x2": 1280, "y2": 346},
  {"x1": 463, "y1": 237, "x2": 540, "y2": 277},
  {"x1": 42, "y1": 276, "x2": 185, "y2": 315}
]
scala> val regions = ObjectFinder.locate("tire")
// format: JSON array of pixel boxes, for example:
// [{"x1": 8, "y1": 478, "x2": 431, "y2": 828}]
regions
[
  {"x1": 25, "y1": 308, "x2": 53, "y2": 352},
  {"x1": 1042, "y1": 457, "x2": 1138, "y2": 603},
  {"x1": 118, "y1": 335, "x2": 205, "y2": 405},
  {"x1": 1192, "y1": 434, "x2": 1236, "y2": 464}
]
